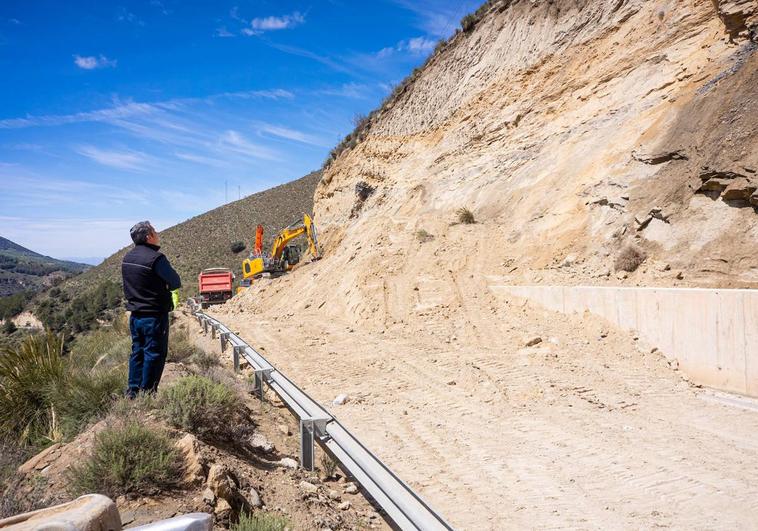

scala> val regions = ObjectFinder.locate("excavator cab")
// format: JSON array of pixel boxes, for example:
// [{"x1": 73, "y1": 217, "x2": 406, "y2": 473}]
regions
[{"x1": 281, "y1": 245, "x2": 301, "y2": 270}]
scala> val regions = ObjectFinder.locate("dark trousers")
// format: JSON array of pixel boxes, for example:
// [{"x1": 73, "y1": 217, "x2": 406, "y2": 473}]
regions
[{"x1": 128, "y1": 312, "x2": 169, "y2": 396}]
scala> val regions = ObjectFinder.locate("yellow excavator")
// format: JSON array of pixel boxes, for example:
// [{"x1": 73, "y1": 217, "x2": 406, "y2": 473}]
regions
[{"x1": 238, "y1": 214, "x2": 321, "y2": 293}]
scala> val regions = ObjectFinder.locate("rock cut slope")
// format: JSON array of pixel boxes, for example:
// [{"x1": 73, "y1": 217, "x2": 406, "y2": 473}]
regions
[
  {"x1": 213, "y1": 1, "x2": 758, "y2": 529},
  {"x1": 316, "y1": 0, "x2": 758, "y2": 291}
]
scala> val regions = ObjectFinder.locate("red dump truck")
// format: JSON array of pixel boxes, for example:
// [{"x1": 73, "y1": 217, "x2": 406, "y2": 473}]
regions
[{"x1": 198, "y1": 268, "x2": 234, "y2": 308}]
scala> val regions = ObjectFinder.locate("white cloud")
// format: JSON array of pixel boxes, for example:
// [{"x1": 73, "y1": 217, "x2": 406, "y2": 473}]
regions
[
  {"x1": 74, "y1": 54, "x2": 117, "y2": 70},
  {"x1": 243, "y1": 12, "x2": 305, "y2": 35},
  {"x1": 215, "y1": 26, "x2": 235, "y2": 38},
  {"x1": 0, "y1": 90, "x2": 293, "y2": 129},
  {"x1": 117, "y1": 8, "x2": 144, "y2": 26},
  {"x1": 76, "y1": 145, "x2": 150, "y2": 171},
  {"x1": 317, "y1": 83, "x2": 371, "y2": 99},
  {"x1": 257, "y1": 124, "x2": 330, "y2": 147},
  {"x1": 406, "y1": 36, "x2": 436, "y2": 53},
  {"x1": 376, "y1": 36, "x2": 437, "y2": 60},
  {"x1": 174, "y1": 152, "x2": 228, "y2": 167},
  {"x1": 218, "y1": 130, "x2": 279, "y2": 160}
]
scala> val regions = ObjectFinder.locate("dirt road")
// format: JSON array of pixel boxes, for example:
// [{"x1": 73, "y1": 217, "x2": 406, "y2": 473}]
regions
[{"x1": 212, "y1": 275, "x2": 758, "y2": 530}]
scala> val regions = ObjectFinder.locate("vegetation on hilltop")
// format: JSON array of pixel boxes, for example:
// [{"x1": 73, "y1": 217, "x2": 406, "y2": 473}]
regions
[{"x1": 0, "y1": 237, "x2": 90, "y2": 297}]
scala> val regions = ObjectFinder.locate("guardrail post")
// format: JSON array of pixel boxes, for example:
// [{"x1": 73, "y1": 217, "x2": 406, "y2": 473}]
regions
[
  {"x1": 299, "y1": 418, "x2": 329, "y2": 471},
  {"x1": 202, "y1": 318, "x2": 209, "y2": 334},
  {"x1": 300, "y1": 419, "x2": 315, "y2": 471},
  {"x1": 211, "y1": 323, "x2": 218, "y2": 340},
  {"x1": 253, "y1": 369, "x2": 273, "y2": 401},
  {"x1": 220, "y1": 332, "x2": 230, "y2": 353},
  {"x1": 233, "y1": 346, "x2": 245, "y2": 373}
]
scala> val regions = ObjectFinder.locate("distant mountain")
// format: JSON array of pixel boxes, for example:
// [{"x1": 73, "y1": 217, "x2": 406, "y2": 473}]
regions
[
  {"x1": 60, "y1": 257, "x2": 104, "y2": 266},
  {"x1": 0, "y1": 236, "x2": 90, "y2": 296}
]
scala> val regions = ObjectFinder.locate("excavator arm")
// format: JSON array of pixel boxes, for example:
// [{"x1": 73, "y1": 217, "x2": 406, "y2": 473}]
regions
[{"x1": 271, "y1": 214, "x2": 321, "y2": 261}]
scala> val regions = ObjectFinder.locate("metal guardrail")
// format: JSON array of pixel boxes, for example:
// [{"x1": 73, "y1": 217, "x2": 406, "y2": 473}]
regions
[{"x1": 187, "y1": 300, "x2": 453, "y2": 531}]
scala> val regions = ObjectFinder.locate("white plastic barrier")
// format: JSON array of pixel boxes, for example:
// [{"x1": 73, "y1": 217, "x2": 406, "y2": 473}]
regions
[
  {"x1": 490, "y1": 284, "x2": 758, "y2": 397},
  {"x1": 131, "y1": 513, "x2": 212, "y2": 531}
]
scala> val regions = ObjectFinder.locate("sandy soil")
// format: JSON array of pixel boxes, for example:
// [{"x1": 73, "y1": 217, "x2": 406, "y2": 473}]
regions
[
  {"x1": 211, "y1": 264, "x2": 758, "y2": 530},
  {"x1": 207, "y1": 2, "x2": 758, "y2": 529}
]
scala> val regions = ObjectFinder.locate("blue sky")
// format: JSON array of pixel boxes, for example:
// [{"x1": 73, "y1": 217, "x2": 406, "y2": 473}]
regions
[{"x1": 0, "y1": 0, "x2": 478, "y2": 262}]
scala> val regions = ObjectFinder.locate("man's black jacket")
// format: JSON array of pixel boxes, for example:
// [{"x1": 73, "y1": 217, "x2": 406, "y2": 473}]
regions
[{"x1": 122, "y1": 243, "x2": 181, "y2": 314}]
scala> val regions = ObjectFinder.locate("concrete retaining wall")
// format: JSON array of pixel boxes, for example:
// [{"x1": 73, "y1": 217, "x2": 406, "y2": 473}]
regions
[{"x1": 491, "y1": 285, "x2": 758, "y2": 398}]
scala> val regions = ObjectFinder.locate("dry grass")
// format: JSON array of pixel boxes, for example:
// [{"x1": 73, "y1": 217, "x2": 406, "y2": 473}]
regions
[
  {"x1": 614, "y1": 244, "x2": 647, "y2": 272},
  {"x1": 232, "y1": 512, "x2": 289, "y2": 531},
  {"x1": 320, "y1": 452, "x2": 338, "y2": 479},
  {"x1": 456, "y1": 207, "x2": 476, "y2": 224}
]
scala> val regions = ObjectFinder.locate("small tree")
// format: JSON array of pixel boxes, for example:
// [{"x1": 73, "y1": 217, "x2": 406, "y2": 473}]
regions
[{"x1": 2, "y1": 320, "x2": 16, "y2": 335}]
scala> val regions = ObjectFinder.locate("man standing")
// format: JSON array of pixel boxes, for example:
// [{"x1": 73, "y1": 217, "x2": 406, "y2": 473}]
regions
[{"x1": 122, "y1": 221, "x2": 181, "y2": 397}]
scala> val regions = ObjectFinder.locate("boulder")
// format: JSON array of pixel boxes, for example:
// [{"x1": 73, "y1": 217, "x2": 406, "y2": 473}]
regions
[
  {"x1": 176, "y1": 434, "x2": 205, "y2": 486},
  {"x1": 721, "y1": 178, "x2": 757, "y2": 201},
  {"x1": 279, "y1": 457, "x2": 299, "y2": 469},
  {"x1": 214, "y1": 498, "x2": 233, "y2": 521},
  {"x1": 246, "y1": 487, "x2": 263, "y2": 509},
  {"x1": 300, "y1": 481, "x2": 319, "y2": 495},
  {"x1": 249, "y1": 433, "x2": 275, "y2": 454},
  {"x1": 206, "y1": 464, "x2": 236, "y2": 500},
  {"x1": 333, "y1": 394, "x2": 349, "y2": 406}
]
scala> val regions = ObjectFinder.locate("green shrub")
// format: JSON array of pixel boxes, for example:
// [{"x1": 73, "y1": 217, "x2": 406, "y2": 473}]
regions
[
  {"x1": 416, "y1": 229, "x2": 434, "y2": 243},
  {"x1": 0, "y1": 330, "x2": 128, "y2": 446},
  {"x1": 232, "y1": 512, "x2": 289, "y2": 531},
  {"x1": 67, "y1": 421, "x2": 183, "y2": 498},
  {"x1": 461, "y1": 13, "x2": 477, "y2": 32},
  {"x1": 0, "y1": 292, "x2": 29, "y2": 321},
  {"x1": 231, "y1": 241, "x2": 246, "y2": 254},
  {"x1": 456, "y1": 207, "x2": 476, "y2": 224},
  {"x1": 2, "y1": 320, "x2": 17, "y2": 335},
  {"x1": 0, "y1": 333, "x2": 66, "y2": 445},
  {"x1": 36, "y1": 280, "x2": 122, "y2": 335},
  {"x1": 168, "y1": 328, "x2": 197, "y2": 363},
  {"x1": 190, "y1": 350, "x2": 221, "y2": 371},
  {"x1": 159, "y1": 376, "x2": 240, "y2": 440},
  {"x1": 47, "y1": 369, "x2": 124, "y2": 440}
]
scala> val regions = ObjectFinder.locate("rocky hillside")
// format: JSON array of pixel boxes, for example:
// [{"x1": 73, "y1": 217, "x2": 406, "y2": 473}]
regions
[
  {"x1": 0, "y1": 237, "x2": 89, "y2": 296},
  {"x1": 314, "y1": 0, "x2": 757, "y2": 293},
  {"x1": 65, "y1": 171, "x2": 321, "y2": 296}
]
